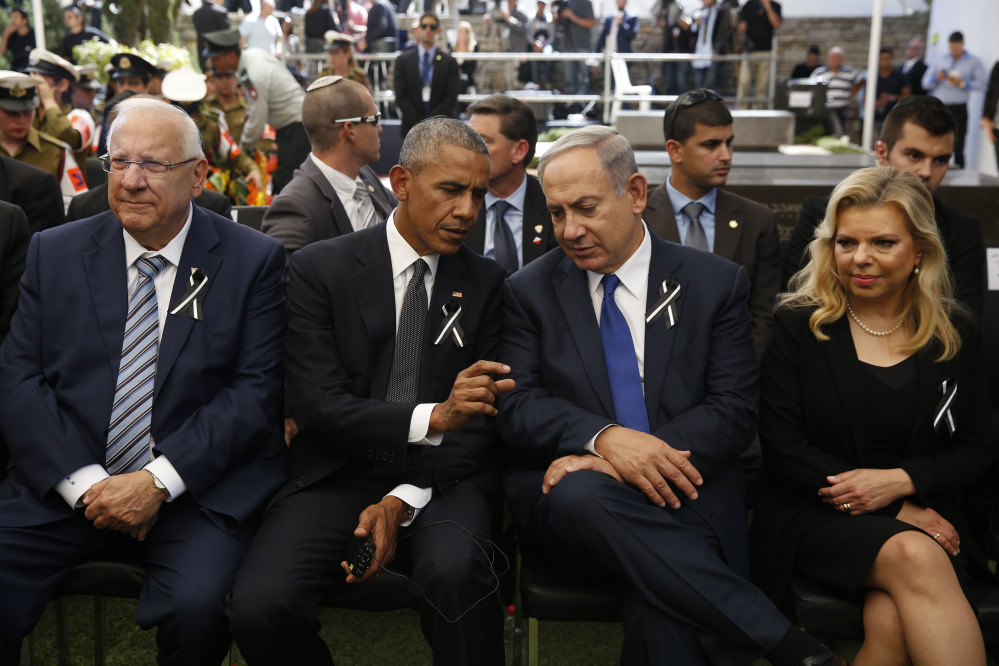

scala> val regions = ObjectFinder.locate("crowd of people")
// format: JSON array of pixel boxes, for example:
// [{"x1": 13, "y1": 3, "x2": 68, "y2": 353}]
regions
[{"x1": 0, "y1": 2, "x2": 996, "y2": 666}]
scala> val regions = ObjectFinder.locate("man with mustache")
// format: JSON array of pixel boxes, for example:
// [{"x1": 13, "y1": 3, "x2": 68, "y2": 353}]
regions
[{"x1": 229, "y1": 117, "x2": 511, "y2": 666}]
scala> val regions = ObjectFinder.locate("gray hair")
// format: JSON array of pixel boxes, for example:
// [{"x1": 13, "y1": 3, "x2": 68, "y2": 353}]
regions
[
  {"x1": 106, "y1": 97, "x2": 204, "y2": 160},
  {"x1": 538, "y1": 125, "x2": 637, "y2": 197},
  {"x1": 399, "y1": 116, "x2": 487, "y2": 176}
]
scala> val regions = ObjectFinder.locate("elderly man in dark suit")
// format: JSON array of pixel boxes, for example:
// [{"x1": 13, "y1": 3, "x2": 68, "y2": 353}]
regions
[
  {"x1": 466, "y1": 94, "x2": 556, "y2": 273},
  {"x1": 261, "y1": 76, "x2": 396, "y2": 265},
  {"x1": 499, "y1": 125, "x2": 845, "y2": 666},
  {"x1": 644, "y1": 88, "x2": 780, "y2": 358},
  {"x1": 0, "y1": 97, "x2": 287, "y2": 666},
  {"x1": 229, "y1": 117, "x2": 510, "y2": 666},
  {"x1": 394, "y1": 14, "x2": 459, "y2": 139}
]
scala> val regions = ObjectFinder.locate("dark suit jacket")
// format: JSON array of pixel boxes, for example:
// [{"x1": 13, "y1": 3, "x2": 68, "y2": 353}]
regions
[
  {"x1": 906, "y1": 58, "x2": 928, "y2": 97},
  {"x1": 594, "y1": 12, "x2": 639, "y2": 54},
  {"x1": 394, "y1": 47, "x2": 460, "y2": 139},
  {"x1": 0, "y1": 200, "x2": 28, "y2": 343},
  {"x1": 785, "y1": 193, "x2": 985, "y2": 316},
  {"x1": 0, "y1": 155, "x2": 64, "y2": 235},
  {"x1": 66, "y1": 182, "x2": 233, "y2": 223},
  {"x1": 464, "y1": 174, "x2": 557, "y2": 269},
  {"x1": 192, "y1": 2, "x2": 231, "y2": 69},
  {"x1": 260, "y1": 158, "x2": 396, "y2": 265},
  {"x1": 750, "y1": 308, "x2": 996, "y2": 609},
  {"x1": 499, "y1": 233, "x2": 759, "y2": 574},
  {"x1": 645, "y1": 184, "x2": 780, "y2": 357},
  {"x1": 0, "y1": 206, "x2": 287, "y2": 530},
  {"x1": 277, "y1": 223, "x2": 507, "y2": 501}
]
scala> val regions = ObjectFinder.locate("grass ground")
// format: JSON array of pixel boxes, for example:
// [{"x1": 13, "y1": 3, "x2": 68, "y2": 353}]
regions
[{"x1": 26, "y1": 596, "x2": 873, "y2": 666}]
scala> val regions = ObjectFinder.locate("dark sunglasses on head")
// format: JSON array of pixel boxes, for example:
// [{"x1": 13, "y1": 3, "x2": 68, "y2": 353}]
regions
[
  {"x1": 664, "y1": 88, "x2": 724, "y2": 142},
  {"x1": 420, "y1": 22, "x2": 438, "y2": 29}
]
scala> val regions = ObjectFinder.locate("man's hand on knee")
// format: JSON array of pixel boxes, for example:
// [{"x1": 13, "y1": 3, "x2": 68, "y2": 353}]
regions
[
  {"x1": 594, "y1": 426, "x2": 703, "y2": 509},
  {"x1": 82, "y1": 472, "x2": 166, "y2": 539},
  {"x1": 341, "y1": 496, "x2": 409, "y2": 583},
  {"x1": 428, "y1": 360, "x2": 515, "y2": 434},
  {"x1": 542, "y1": 454, "x2": 624, "y2": 494}
]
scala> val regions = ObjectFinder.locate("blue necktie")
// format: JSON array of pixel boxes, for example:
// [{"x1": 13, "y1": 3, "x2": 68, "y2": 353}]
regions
[
  {"x1": 421, "y1": 51, "x2": 432, "y2": 114},
  {"x1": 491, "y1": 200, "x2": 518, "y2": 274},
  {"x1": 106, "y1": 254, "x2": 168, "y2": 475},
  {"x1": 600, "y1": 274, "x2": 649, "y2": 432}
]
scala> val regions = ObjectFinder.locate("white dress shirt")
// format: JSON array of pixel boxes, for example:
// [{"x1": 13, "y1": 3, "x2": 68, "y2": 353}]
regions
[
  {"x1": 309, "y1": 153, "x2": 370, "y2": 232},
  {"x1": 383, "y1": 211, "x2": 445, "y2": 521},
  {"x1": 583, "y1": 222, "x2": 652, "y2": 453},
  {"x1": 55, "y1": 206, "x2": 196, "y2": 508}
]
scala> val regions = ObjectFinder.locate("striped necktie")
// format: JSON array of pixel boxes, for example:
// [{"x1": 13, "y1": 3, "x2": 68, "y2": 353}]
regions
[{"x1": 106, "y1": 254, "x2": 168, "y2": 475}]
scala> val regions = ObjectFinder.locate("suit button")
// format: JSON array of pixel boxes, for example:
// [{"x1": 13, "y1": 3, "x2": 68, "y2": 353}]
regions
[
  {"x1": 295, "y1": 480, "x2": 305, "y2": 489},
  {"x1": 389, "y1": 454, "x2": 396, "y2": 462}
]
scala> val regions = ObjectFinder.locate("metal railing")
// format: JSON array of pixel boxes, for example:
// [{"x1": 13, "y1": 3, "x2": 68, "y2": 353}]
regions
[{"x1": 287, "y1": 41, "x2": 780, "y2": 124}]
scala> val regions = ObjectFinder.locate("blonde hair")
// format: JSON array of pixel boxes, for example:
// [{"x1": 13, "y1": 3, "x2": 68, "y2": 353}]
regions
[{"x1": 782, "y1": 166, "x2": 962, "y2": 361}]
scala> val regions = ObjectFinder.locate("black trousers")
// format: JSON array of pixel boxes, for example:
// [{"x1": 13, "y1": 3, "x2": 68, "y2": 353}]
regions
[
  {"x1": 948, "y1": 103, "x2": 969, "y2": 168},
  {"x1": 228, "y1": 473, "x2": 504, "y2": 666}
]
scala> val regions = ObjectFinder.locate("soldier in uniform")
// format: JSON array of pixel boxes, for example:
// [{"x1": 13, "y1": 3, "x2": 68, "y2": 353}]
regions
[
  {"x1": 161, "y1": 69, "x2": 263, "y2": 195},
  {"x1": 26, "y1": 49, "x2": 94, "y2": 179},
  {"x1": 204, "y1": 27, "x2": 309, "y2": 195},
  {"x1": 204, "y1": 67, "x2": 249, "y2": 146},
  {"x1": 0, "y1": 72, "x2": 87, "y2": 207},
  {"x1": 107, "y1": 53, "x2": 156, "y2": 97}
]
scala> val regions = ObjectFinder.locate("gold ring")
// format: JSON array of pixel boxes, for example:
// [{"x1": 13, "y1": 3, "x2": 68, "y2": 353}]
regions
[
  {"x1": 934, "y1": 533, "x2": 941, "y2": 540},
  {"x1": 842, "y1": 503, "x2": 851, "y2": 511}
]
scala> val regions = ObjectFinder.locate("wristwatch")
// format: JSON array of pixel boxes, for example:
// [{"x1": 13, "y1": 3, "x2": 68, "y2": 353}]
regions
[{"x1": 146, "y1": 469, "x2": 169, "y2": 497}]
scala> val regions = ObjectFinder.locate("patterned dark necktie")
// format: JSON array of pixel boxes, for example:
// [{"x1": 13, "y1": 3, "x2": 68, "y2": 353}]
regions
[
  {"x1": 106, "y1": 254, "x2": 168, "y2": 475},
  {"x1": 385, "y1": 258, "x2": 428, "y2": 403}
]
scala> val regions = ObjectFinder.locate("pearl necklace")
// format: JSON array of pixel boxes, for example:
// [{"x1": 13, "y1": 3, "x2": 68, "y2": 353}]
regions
[{"x1": 846, "y1": 301, "x2": 904, "y2": 337}]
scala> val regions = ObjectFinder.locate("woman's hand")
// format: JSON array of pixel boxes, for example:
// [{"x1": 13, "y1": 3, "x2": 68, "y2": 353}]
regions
[
  {"x1": 896, "y1": 500, "x2": 960, "y2": 557},
  {"x1": 818, "y1": 468, "x2": 915, "y2": 515}
]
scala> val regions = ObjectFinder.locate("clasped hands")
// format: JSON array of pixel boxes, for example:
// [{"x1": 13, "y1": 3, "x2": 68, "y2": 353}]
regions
[
  {"x1": 81, "y1": 470, "x2": 167, "y2": 542},
  {"x1": 818, "y1": 468, "x2": 958, "y2": 556},
  {"x1": 543, "y1": 425, "x2": 703, "y2": 510}
]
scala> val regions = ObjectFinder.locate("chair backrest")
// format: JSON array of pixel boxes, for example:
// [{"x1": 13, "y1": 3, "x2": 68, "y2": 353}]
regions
[
  {"x1": 610, "y1": 58, "x2": 634, "y2": 90},
  {"x1": 231, "y1": 205, "x2": 267, "y2": 231}
]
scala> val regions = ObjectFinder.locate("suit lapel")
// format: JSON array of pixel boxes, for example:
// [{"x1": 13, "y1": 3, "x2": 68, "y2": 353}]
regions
[
  {"x1": 156, "y1": 208, "x2": 222, "y2": 396},
  {"x1": 822, "y1": 316, "x2": 869, "y2": 462},
  {"x1": 83, "y1": 216, "x2": 129, "y2": 376},
  {"x1": 521, "y1": 177, "x2": 551, "y2": 264},
  {"x1": 644, "y1": 237, "x2": 683, "y2": 423},
  {"x1": 712, "y1": 189, "x2": 742, "y2": 262},
  {"x1": 555, "y1": 256, "x2": 615, "y2": 417},
  {"x1": 645, "y1": 184, "x2": 681, "y2": 243},
  {"x1": 354, "y1": 226, "x2": 397, "y2": 399},
  {"x1": 303, "y1": 159, "x2": 355, "y2": 237},
  {"x1": 422, "y1": 252, "x2": 466, "y2": 397},
  {"x1": 360, "y1": 166, "x2": 393, "y2": 221}
]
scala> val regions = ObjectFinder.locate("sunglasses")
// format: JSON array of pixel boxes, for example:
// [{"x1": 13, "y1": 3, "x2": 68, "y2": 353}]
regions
[
  {"x1": 333, "y1": 111, "x2": 381, "y2": 127},
  {"x1": 664, "y1": 88, "x2": 724, "y2": 142},
  {"x1": 420, "y1": 22, "x2": 438, "y2": 30}
]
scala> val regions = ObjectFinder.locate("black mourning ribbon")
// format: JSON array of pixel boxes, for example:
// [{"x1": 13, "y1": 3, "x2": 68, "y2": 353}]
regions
[
  {"x1": 434, "y1": 300, "x2": 465, "y2": 348},
  {"x1": 645, "y1": 278, "x2": 681, "y2": 329},
  {"x1": 169, "y1": 268, "x2": 208, "y2": 321},
  {"x1": 933, "y1": 378, "x2": 957, "y2": 436}
]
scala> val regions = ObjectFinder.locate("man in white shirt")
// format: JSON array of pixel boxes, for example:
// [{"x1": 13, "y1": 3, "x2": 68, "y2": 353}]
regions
[
  {"x1": 261, "y1": 76, "x2": 397, "y2": 265},
  {"x1": 229, "y1": 117, "x2": 511, "y2": 666},
  {"x1": 238, "y1": 0, "x2": 282, "y2": 56}
]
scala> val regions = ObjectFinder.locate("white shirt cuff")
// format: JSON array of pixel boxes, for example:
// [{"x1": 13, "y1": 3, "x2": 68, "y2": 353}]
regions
[
  {"x1": 386, "y1": 484, "x2": 433, "y2": 527},
  {"x1": 144, "y1": 455, "x2": 187, "y2": 501},
  {"x1": 409, "y1": 403, "x2": 442, "y2": 446},
  {"x1": 56, "y1": 464, "x2": 109, "y2": 509},
  {"x1": 584, "y1": 424, "x2": 617, "y2": 457}
]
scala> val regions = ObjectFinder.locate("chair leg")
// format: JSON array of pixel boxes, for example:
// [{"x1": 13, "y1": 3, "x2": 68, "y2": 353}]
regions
[
  {"x1": 528, "y1": 617, "x2": 539, "y2": 666},
  {"x1": 94, "y1": 596, "x2": 107, "y2": 666},
  {"x1": 20, "y1": 635, "x2": 31, "y2": 666},
  {"x1": 55, "y1": 598, "x2": 70, "y2": 666}
]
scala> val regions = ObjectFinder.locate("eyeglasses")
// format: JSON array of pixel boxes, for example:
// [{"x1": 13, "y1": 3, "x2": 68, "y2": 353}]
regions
[
  {"x1": 99, "y1": 155, "x2": 198, "y2": 176},
  {"x1": 420, "y1": 22, "x2": 438, "y2": 30},
  {"x1": 332, "y1": 112, "x2": 381, "y2": 127},
  {"x1": 663, "y1": 88, "x2": 724, "y2": 142}
]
